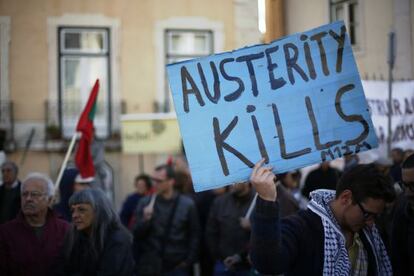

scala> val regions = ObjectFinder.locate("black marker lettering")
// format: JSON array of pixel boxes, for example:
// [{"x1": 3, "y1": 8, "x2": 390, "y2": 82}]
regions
[
  {"x1": 301, "y1": 34, "x2": 317, "y2": 80},
  {"x1": 236, "y1": 53, "x2": 265, "y2": 97},
  {"x1": 219, "y1": 58, "x2": 245, "y2": 102},
  {"x1": 310, "y1": 31, "x2": 330, "y2": 76},
  {"x1": 305, "y1": 96, "x2": 341, "y2": 150},
  {"x1": 333, "y1": 146, "x2": 342, "y2": 157},
  {"x1": 272, "y1": 103, "x2": 311, "y2": 159},
  {"x1": 197, "y1": 62, "x2": 220, "y2": 104},
  {"x1": 283, "y1": 43, "x2": 309, "y2": 85},
  {"x1": 265, "y1": 46, "x2": 287, "y2": 90},
  {"x1": 248, "y1": 105, "x2": 269, "y2": 163},
  {"x1": 181, "y1": 66, "x2": 205, "y2": 113},
  {"x1": 328, "y1": 25, "x2": 346, "y2": 73},
  {"x1": 355, "y1": 142, "x2": 372, "y2": 153},
  {"x1": 213, "y1": 117, "x2": 254, "y2": 176},
  {"x1": 335, "y1": 84, "x2": 369, "y2": 145},
  {"x1": 321, "y1": 149, "x2": 335, "y2": 162},
  {"x1": 342, "y1": 145, "x2": 353, "y2": 155}
]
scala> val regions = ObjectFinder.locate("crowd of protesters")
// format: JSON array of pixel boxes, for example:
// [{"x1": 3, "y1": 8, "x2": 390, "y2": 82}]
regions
[{"x1": 0, "y1": 147, "x2": 413, "y2": 275}]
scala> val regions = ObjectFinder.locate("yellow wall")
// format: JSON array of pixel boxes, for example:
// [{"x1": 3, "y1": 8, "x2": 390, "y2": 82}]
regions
[
  {"x1": 355, "y1": 0, "x2": 393, "y2": 79},
  {"x1": 0, "y1": 0, "x2": 248, "y2": 208},
  {"x1": 0, "y1": 0, "x2": 236, "y2": 119}
]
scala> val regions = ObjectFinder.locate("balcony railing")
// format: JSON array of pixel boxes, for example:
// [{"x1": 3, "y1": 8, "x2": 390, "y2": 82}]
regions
[{"x1": 44, "y1": 100, "x2": 126, "y2": 151}]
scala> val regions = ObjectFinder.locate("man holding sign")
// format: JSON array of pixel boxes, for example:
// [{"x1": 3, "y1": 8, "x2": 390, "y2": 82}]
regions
[
  {"x1": 250, "y1": 160, "x2": 395, "y2": 275},
  {"x1": 167, "y1": 20, "x2": 388, "y2": 275}
]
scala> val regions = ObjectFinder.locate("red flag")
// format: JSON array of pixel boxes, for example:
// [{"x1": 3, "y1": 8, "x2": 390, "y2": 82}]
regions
[
  {"x1": 75, "y1": 79, "x2": 100, "y2": 179},
  {"x1": 166, "y1": 155, "x2": 174, "y2": 166}
]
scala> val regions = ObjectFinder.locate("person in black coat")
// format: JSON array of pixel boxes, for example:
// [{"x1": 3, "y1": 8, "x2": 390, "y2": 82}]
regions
[
  {"x1": 53, "y1": 167, "x2": 78, "y2": 222},
  {"x1": 391, "y1": 153, "x2": 414, "y2": 276},
  {"x1": 119, "y1": 173, "x2": 152, "y2": 228},
  {"x1": 301, "y1": 162, "x2": 340, "y2": 199},
  {"x1": 0, "y1": 161, "x2": 21, "y2": 224},
  {"x1": 205, "y1": 182, "x2": 255, "y2": 274},
  {"x1": 56, "y1": 189, "x2": 135, "y2": 276}
]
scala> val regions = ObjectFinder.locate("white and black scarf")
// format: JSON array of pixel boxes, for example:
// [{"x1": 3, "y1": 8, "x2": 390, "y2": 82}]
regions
[{"x1": 307, "y1": 189, "x2": 393, "y2": 276}]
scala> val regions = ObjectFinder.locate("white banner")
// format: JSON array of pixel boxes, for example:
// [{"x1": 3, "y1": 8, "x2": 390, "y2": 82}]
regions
[{"x1": 360, "y1": 80, "x2": 414, "y2": 162}]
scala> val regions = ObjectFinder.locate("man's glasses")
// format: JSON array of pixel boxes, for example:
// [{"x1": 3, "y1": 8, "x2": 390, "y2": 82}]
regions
[
  {"x1": 399, "y1": 181, "x2": 414, "y2": 193},
  {"x1": 21, "y1": 191, "x2": 46, "y2": 199},
  {"x1": 357, "y1": 201, "x2": 378, "y2": 220}
]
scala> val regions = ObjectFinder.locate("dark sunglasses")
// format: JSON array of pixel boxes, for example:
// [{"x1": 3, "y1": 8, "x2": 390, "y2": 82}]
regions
[{"x1": 357, "y1": 201, "x2": 378, "y2": 220}]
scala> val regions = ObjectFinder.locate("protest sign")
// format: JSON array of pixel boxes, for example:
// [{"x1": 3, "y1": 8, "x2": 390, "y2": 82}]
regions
[
  {"x1": 121, "y1": 113, "x2": 181, "y2": 154},
  {"x1": 360, "y1": 80, "x2": 414, "y2": 162},
  {"x1": 167, "y1": 21, "x2": 378, "y2": 192}
]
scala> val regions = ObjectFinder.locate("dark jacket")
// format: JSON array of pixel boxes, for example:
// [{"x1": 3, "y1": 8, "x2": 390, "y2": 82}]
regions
[
  {"x1": 57, "y1": 227, "x2": 135, "y2": 276},
  {"x1": 134, "y1": 193, "x2": 200, "y2": 274},
  {"x1": 0, "y1": 210, "x2": 69, "y2": 276},
  {"x1": 0, "y1": 181, "x2": 21, "y2": 224},
  {"x1": 205, "y1": 190, "x2": 254, "y2": 262},
  {"x1": 250, "y1": 197, "x2": 383, "y2": 276},
  {"x1": 53, "y1": 168, "x2": 77, "y2": 222},
  {"x1": 119, "y1": 193, "x2": 143, "y2": 227},
  {"x1": 277, "y1": 184, "x2": 300, "y2": 217},
  {"x1": 391, "y1": 195, "x2": 414, "y2": 276}
]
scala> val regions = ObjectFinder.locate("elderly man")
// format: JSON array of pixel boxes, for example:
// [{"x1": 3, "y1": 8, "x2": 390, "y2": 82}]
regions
[
  {"x1": 0, "y1": 161, "x2": 21, "y2": 224},
  {"x1": 0, "y1": 173, "x2": 69, "y2": 275}
]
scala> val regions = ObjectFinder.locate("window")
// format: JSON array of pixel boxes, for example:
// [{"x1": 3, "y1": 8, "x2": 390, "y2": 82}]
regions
[
  {"x1": 0, "y1": 17, "x2": 12, "y2": 147},
  {"x1": 330, "y1": 0, "x2": 360, "y2": 47},
  {"x1": 162, "y1": 29, "x2": 213, "y2": 112},
  {"x1": 58, "y1": 27, "x2": 110, "y2": 139}
]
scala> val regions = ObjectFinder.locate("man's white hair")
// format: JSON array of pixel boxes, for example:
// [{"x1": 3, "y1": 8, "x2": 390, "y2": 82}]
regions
[{"x1": 21, "y1": 172, "x2": 55, "y2": 197}]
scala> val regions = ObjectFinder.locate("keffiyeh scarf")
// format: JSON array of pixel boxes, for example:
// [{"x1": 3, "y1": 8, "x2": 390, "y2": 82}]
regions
[{"x1": 307, "y1": 189, "x2": 392, "y2": 276}]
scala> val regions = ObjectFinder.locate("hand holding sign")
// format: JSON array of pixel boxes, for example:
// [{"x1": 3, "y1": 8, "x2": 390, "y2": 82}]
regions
[{"x1": 250, "y1": 159, "x2": 277, "y2": 202}]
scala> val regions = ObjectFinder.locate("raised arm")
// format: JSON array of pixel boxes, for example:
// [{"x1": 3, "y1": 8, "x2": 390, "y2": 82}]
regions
[{"x1": 249, "y1": 159, "x2": 302, "y2": 275}]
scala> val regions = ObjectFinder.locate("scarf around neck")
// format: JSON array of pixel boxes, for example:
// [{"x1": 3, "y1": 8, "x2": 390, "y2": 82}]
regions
[{"x1": 307, "y1": 189, "x2": 392, "y2": 276}]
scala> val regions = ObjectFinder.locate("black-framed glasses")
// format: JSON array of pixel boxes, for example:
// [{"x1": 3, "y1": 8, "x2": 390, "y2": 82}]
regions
[
  {"x1": 357, "y1": 201, "x2": 378, "y2": 220},
  {"x1": 398, "y1": 181, "x2": 414, "y2": 193}
]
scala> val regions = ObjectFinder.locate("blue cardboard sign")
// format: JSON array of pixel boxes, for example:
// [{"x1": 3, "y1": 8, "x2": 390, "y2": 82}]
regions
[{"x1": 167, "y1": 21, "x2": 378, "y2": 192}]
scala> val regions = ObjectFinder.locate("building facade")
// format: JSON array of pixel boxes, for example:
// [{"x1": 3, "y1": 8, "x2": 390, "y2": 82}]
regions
[
  {"x1": 266, "y1": 0, "x2": 414, "y2": 81},
  {"x1": 0, "y1": 0, "x2": 261, "y2": 207}
]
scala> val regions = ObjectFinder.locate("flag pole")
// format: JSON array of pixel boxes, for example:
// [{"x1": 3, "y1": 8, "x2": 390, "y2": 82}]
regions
[
  {"x1": 244, "y1": 193, "x2": 258, "y2": 219},
  {"x1": 148, "y1": 193, "x2": 157, "y2": 209},
  {"x1": 53, "y1": 132, "x2": 79, "y2": 195}
]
